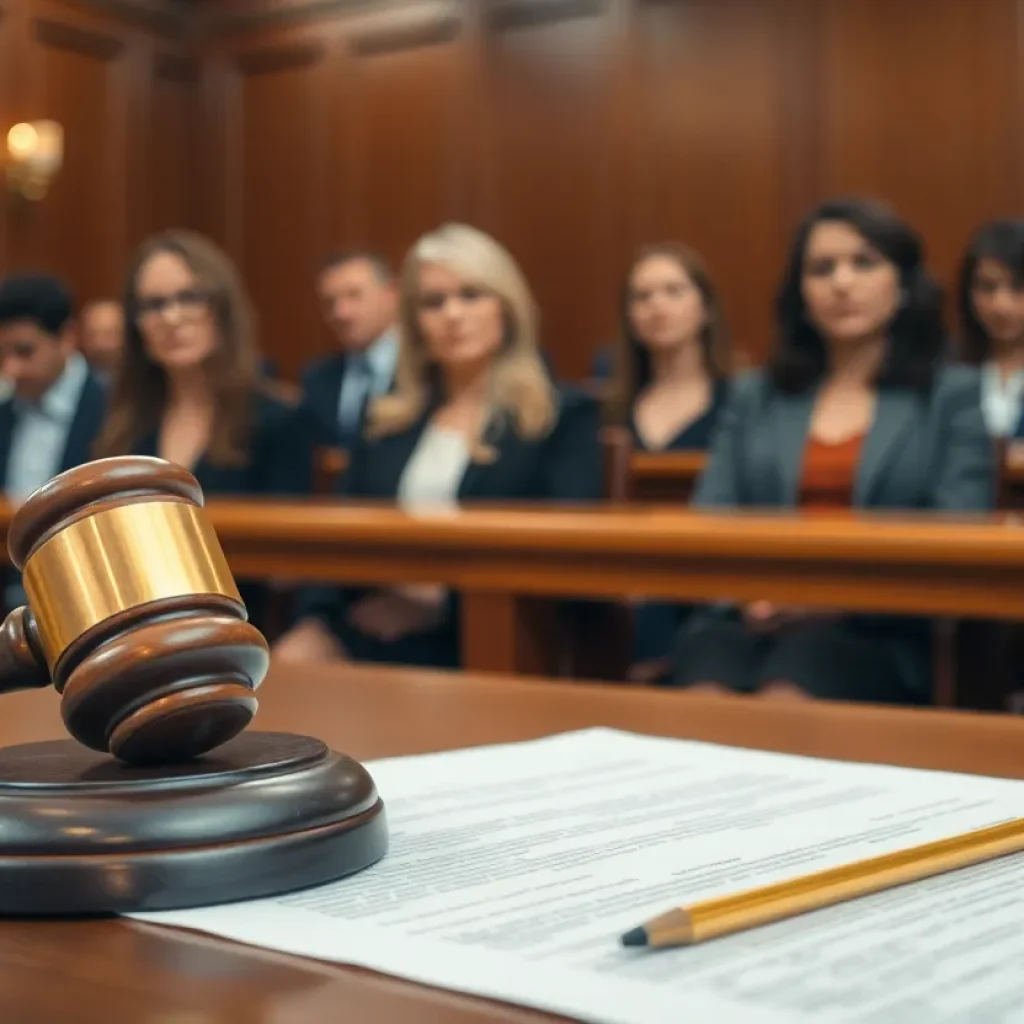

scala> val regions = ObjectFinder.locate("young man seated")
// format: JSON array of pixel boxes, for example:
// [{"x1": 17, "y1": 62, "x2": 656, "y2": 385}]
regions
[{"x1": 0, "y1": 273, "x2": 108, "y2": 610}]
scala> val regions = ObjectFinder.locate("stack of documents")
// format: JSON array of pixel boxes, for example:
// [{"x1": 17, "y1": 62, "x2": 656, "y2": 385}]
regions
[{"x1": 130, "y1": 729, "x2": 1024, "y2": 1023}]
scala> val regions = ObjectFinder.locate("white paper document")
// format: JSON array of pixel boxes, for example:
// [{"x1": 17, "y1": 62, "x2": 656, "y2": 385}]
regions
[{"x1": 130, "y1": 729, "x2": 1024, "y2": 1023}]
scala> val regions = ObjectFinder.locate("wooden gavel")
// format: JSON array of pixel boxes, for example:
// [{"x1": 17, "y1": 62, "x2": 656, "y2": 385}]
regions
[{"x1": 0, "y1": 456, "x2": 269, "y2": 765}]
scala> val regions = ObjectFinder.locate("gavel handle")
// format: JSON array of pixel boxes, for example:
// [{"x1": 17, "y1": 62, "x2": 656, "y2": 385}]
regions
[{"x1": 0, "y1": 606, "x2": 51, "y2": 694}]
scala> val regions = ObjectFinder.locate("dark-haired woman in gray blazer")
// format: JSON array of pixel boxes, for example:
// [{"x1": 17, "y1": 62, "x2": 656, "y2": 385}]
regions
[{"x1": 671, "y1": 198, "x2": 995, "y2": 704}]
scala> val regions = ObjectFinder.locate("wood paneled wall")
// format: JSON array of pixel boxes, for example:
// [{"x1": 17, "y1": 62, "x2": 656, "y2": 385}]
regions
[
  {"x1": 0, "y1": 0, "x2": 198, "y2": 306},
  {"x1": 2, "y1": 0, "x2": 1023, "y2": 383},
  {"x1": 197, "y1": 0, "x2": 1024, "y2": 383}
]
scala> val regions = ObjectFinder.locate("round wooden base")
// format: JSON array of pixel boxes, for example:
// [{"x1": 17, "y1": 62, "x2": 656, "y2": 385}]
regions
[{"x1": 0, "y1": 731, "x2": 388, "y2": 915}]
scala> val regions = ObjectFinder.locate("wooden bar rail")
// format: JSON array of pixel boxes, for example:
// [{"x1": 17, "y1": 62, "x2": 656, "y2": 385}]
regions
[
  {"x1": 1, "y1": 498, "x2": 1021, "y2": 617},
  {"x1": 178, "y1": 503, "x2": 1024, "y2": 619},
  {"x1": 135, "y1": 501, "x2": 1024, "y2": 699},
  {"x1": 1, "y1": 498, "x2": 1021, "y2": 689}
]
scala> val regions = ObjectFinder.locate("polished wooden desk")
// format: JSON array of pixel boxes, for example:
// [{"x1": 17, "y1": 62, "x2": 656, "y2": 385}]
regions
[{"x1": 2, "y1": 662, "x2": 1024, "y2": 1022}]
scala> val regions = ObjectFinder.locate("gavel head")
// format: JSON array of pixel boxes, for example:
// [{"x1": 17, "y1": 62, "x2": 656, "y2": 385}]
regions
[{"x1": 3, "y1": 456, "x2": 269, "y2": 765}]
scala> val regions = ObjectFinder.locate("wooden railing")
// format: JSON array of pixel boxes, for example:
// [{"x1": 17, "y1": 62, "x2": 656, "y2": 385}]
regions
[
  {"x1": 3, "y1": 497, "x2": 1021, "y2": 704},
  {"x1": 3, "y1": 499, "x2": 1022, "y2": 690},
  {"x1": 315, "y1": 444, "x2": 1024, "y2": 506},
  {"x1": 12, "y1": 500, "x2": 1013, "y2": 620},
  {"x1": 196, "y1": 503, "x2": 1024, "y2": 620}
]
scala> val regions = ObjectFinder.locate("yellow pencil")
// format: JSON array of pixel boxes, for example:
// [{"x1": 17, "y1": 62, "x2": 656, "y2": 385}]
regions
[{"x1": 620, "y1": 817, "x2": 1024, "y2": 949}]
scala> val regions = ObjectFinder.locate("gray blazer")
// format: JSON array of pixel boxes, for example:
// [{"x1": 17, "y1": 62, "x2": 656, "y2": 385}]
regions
[
  {"x1": 689, "y1": 365, "x2": 996, "y2": 699},
  {"x1": 694, "y1": 365, "x2": 996, "y2": 513}
]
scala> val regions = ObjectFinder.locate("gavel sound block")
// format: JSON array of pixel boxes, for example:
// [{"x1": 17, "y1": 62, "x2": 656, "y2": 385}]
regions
[{"x1": 0, "y1": 456, "x2": 387, "y2": 915}]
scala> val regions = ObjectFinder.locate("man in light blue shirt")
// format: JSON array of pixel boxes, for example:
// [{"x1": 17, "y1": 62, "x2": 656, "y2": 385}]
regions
[
  {"x1": 300, "y1": 250, "x2": 399, "y2": 447},
  {"x1": 0, "y1": 273, "x2": 108, "y2": 610}
]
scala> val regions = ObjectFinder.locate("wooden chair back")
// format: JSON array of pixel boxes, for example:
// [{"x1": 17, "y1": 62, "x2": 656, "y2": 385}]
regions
[
  {"x1": 600, "y1": 426, "x2": 634, "y2": 503},
  {"x1": 314, "y1": 446, "x2": 348, "y2": 495}
]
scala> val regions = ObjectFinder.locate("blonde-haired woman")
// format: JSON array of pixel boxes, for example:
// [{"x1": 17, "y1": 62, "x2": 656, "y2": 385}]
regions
[{"x1": 275, "y1": 223, "x2": 603, "y2": 668}]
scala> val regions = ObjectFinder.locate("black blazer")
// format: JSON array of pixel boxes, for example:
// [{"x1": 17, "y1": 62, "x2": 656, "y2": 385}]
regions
[
  {"x1": 300, "y1": 352, "x2": 347, "y2": 446},
  {"x1": 631, "y1": 378, "x2": 730, "y2": 452},
  {"x1": 301, "y1": 350, "x2": 562, "y2": 447},
  {"x1": 302, "y1": 351, "x2": 388, "y2": 448},
  {"x1": 297, "y1": 384, "x2": 603, "y2": 664},
  {"x1": 133, "y1": 389, "x2": 316, "y2": 633},
  {"x1": 340, "y1": 384, "x2": 602, "y2": 504},
  {"x1": 0, "y1": 369, "x2": 107, "y2": 611},
  {"x1": 0, "y1": 370, "x2": 107, "y2": 485},
  {"x1": 132, "y1": 389, "x2": 316, "y2": 498}
]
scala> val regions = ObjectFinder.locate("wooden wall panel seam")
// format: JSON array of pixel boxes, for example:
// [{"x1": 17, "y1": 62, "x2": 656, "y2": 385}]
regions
[
  {"x1": 779, "y1": 0, "x2": 825, "y2": 231},
  {"x1": 203, "y1": 0, "x2": 416, "y2": 38},
  {"x1": 154, "y1": 50, "x2": 198, "y2": 81},
  {"x1": 232, "y1": 40, "x2": 325, "y2": 75},
  {"x1": 53, "y1": 0, "x2": 187, "y2": 38},
  {"x1": 34, "y1": 15, "x2": 125, "y2": 60},
  {"x1": 1014, "y1": 0, "x2": 1024, "y2": 208}
]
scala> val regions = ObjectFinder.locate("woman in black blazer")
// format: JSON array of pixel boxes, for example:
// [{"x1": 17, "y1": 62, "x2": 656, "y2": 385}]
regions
[
  {"x1": 606, "y1": 242, "x2": 730, "y2": 452},
  {"x1": 605, "y1": 242, "x2": 732, "y2": 682},
  {"x1": 275, "y1": 222, "x2": 602, "y2": 669},
  {"x1": 672, "y1": 197, "x2": 995, "y2": 705},
  {"x1": 94, "y1": 229, "x2": 315, "y2": 631}
]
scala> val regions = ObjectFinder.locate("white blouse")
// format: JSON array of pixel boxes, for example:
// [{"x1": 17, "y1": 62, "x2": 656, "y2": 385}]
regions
[
  {"x1": 397, "y1": 425, "x2": 471, "y2": 511},
  {"x1": 981, "y1": 361, "x2": 1024, "y2": 438}
]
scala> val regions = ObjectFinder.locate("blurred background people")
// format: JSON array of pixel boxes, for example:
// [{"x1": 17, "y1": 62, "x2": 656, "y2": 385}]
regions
[
  {"x1": 276, "y1": 222, "x2": 603, "y2": 669},
  {"x1": 93, "y1": 229, "x2": 316, "y2": 633},
  {"x1": 0, "y1": 272, "x2": 108, "y2": 609},
  {"x1": 300, "y1": 250, "x2": 399, "y2": 447},
  {"x1": 670, "y1": 197, "x2": 995, "y2": 705},
  {"x1": 79, "y1": 298, "x2": 125, "y2": 383},
  {"x1": 958, "y1": 219, "x2": 1024, "y2": 444},
  {"x1": 606, "y1": 243, "x2": 732, "y2": 683}
]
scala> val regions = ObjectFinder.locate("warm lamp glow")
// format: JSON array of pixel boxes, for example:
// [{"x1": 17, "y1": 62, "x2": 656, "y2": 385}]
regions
[
  {"x1": 7, "y1": 123, "x2": 39, "y2": 157},
  {"x1": 5, "y1": 119, "x2": 63, "y2": 200}
]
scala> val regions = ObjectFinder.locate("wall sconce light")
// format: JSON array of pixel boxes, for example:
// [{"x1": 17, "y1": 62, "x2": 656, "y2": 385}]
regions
[{"x1": 5, "y1": 120, "x2": 64, "y2": 201}]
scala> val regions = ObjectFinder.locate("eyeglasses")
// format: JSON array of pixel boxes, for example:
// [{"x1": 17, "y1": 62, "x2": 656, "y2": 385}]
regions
[{"x1": 135, "y1": 288, "x2": 212, "y2": 322}]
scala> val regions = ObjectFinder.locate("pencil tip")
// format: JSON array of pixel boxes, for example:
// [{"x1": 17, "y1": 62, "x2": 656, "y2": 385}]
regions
[{"x1": 620, "y1": 927, "x2": 648, "y2": 948}]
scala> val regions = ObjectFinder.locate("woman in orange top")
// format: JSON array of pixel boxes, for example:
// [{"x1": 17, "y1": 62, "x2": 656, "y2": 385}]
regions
[{"x1": 670, "y1": 197, "x2": 996, "y2": 704}]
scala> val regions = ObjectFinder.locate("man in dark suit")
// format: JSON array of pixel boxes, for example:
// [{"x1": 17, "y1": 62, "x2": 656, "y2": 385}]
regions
[
  {"x1": 300, "y1": 250, "x2": 400, "y2": 446},
  {"x1": 0, "y1": 273, "x2": 108, "y2": 608},
  {"x1": 78, "y1": 297, "x2": 124, "y2": 383}
]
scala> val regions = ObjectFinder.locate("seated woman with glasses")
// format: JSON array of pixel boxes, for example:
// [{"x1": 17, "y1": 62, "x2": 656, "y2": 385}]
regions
[
  {"x1": 93, "y1": 229, "x2": 316, "y2": 633},
  {"x1": 274, "y1": 222, "x2": 603, "y2": 669}
]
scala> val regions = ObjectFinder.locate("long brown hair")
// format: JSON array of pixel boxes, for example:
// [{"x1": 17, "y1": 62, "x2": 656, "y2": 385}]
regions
[
  {"x1": 606, "y1": 242, "x2": 729, "y2": 425},
  {"x1": 95, "y1": 230, "x2": 262, "y2": 466},
  {"x1": 957, "y1": 219, "x2": 1024, "y2": 365}
]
